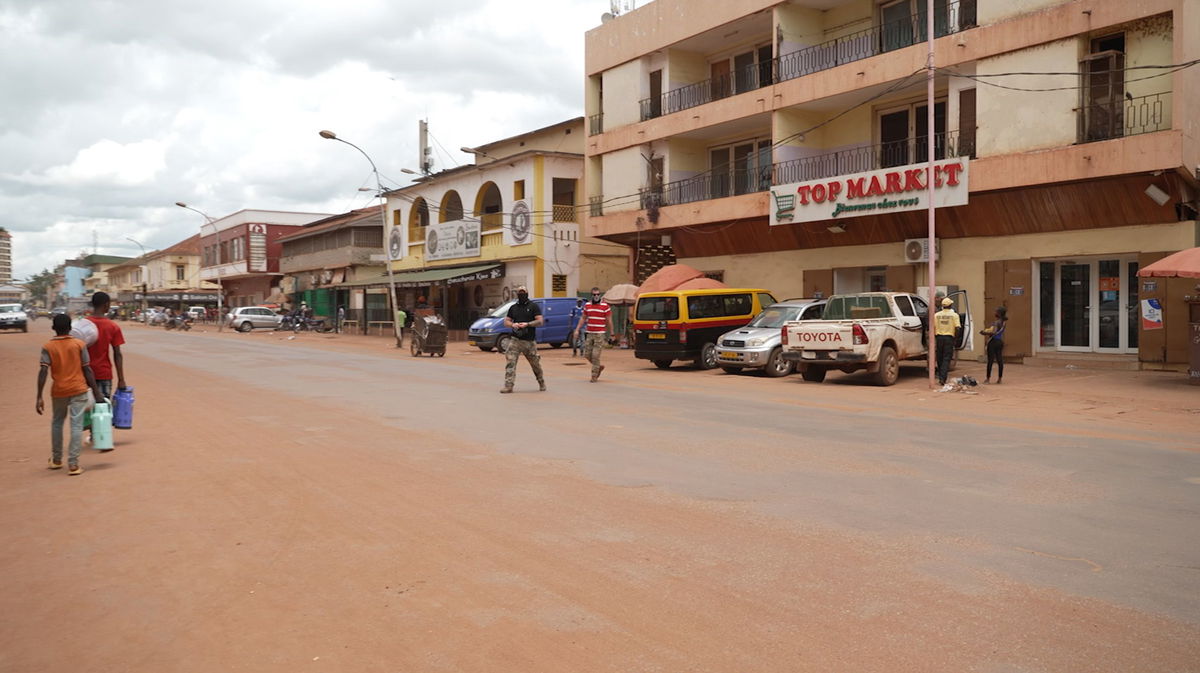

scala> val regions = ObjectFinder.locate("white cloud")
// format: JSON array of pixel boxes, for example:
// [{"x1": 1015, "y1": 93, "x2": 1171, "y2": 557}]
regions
[{"x1": 0, "y1": 0, "x2": 604, "y2": 280}]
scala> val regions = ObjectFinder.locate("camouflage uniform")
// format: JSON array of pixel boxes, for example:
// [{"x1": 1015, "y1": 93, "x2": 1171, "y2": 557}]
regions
[
  {"x1": 504, "y1": 338, "x2": 544, "y2": 390},
  {"x1": 583, "y1": 332, "x2": 606, "y2": 380}
]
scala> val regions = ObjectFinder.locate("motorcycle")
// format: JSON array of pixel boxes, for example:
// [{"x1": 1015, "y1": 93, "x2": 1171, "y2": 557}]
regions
[{"x1": 164, "y1": 314, "x2": 192, "y2": 331}]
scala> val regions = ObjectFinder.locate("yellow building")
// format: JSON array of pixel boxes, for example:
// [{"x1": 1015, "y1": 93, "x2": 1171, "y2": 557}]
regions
[
  {"x1": 108, "y1": 235, "x2": 219, "y2": 313},
  {"x1": 584, "y1": 0, "x2": 1199, "y2": 369},
  {"x1": 378, "y1": 118, "x2": 631, "y2": 330}
]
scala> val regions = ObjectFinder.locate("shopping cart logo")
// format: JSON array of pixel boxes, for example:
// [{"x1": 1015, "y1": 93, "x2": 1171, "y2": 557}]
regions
[{"x1": 773, "y1": 191, "x2": 796, "y2": 221}]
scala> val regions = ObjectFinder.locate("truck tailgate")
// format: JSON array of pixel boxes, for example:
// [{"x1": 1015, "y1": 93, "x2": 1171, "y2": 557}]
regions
[{"x1": 788, "y1": 322, "x2": 853, "y2": 350}]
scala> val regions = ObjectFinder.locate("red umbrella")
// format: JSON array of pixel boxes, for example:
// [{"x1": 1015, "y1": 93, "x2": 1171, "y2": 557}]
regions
[
  {"x1": 674, "y1": 277, "x2": 728, "y2": 291},
  {"x1": 639, "y1": 264, "x2": 705, "y2": 293},
  {"x1": 1138, "y1": 247, "x2": 1200, "y2": 278}
]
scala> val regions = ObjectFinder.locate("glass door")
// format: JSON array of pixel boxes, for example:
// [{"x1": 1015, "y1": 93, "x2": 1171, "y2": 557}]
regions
[
  {"x1": 1097, "y1": 259, "x2": 1122, "y2": 351},
  {"x1": 1058, "y1": 263, "x2": 1091, "y2": 350}
]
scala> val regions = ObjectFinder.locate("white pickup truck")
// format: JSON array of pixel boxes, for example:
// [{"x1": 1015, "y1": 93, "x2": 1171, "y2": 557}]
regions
[{"x1": 781, "y1": 291, "x2": 970, "y2": 386}]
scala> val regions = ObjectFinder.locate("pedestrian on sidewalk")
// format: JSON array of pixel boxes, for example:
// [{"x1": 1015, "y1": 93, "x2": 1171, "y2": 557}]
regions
[
  {"x1": 86, "y1": 292, "x2": 126, "y2": 451},
  {"x1": 574, "y1": 287, "x2": 613, "y2": 382},
  {"x1": 569, "y1": 298, "x2": 585, "y2": 357},
  {"x1": 500, "y1": 286, "x2": 545, "y2": 394},
  {"x1": 36, "y1": 314, "x2": 107, "y2": 476},
  {"x1": 934, "y1": 296, "x2": 960, "y2": 385},
  {"x1": 983, "y1": 305, "x2": 1008, "y2": 384}
]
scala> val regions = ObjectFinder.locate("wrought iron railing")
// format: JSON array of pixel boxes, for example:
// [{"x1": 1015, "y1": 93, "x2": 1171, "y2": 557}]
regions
[
  {"x1": 553, "y1": 204, "x2": 578, "y2": 222},
  {"x1": 1078, "y1": 91, "x2": 1171, "y2": 144},
  {"x1": 640, "y1": 130, "x2": 973, "y2": 209},
  {"x1": 588, "y1": 113, "x2": 604, "y2": 136},
  {"x1": 639, "y1": 1, "x2": 976, "y2": 121},
  {"x1": 589, "y1": 195, "x2": 604, "y2": 217}
]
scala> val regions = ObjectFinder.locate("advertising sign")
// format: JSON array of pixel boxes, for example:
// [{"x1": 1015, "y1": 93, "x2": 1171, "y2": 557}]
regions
[
  {"x1": 425, "y1": 219, "x2": 481, "y2": 261},
  {"x1": 507, "y1": 200, "x2": 533, "y2": 246},
  {"x1": 770, "y1": 159, "x2": 969, "y2": 225},
  {"x1": 1141, "y1": 298, "x2": 1163, "y2": 330}
]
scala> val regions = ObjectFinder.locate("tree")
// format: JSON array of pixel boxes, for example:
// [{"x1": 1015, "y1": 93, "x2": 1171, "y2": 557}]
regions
[{"x1": 24, "y1": 269, "x2": 57, "y2": 306}]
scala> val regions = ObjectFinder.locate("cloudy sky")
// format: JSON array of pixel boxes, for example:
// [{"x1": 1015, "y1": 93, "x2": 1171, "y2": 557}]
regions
[{"x1": 0, "y1": 0, "x2": 608, "y2": 280}]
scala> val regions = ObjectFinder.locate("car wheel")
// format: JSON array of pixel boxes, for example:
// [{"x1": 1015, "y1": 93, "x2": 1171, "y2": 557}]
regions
[
  {"x1": 874, "y1": 346, "x2": 899, "y2": 386},
  {"x1": 238, "y1": 321, "x2": 253, "y2": 333},
  {"x1": 764, "y1": 348, "x2": 792, "y2": 378},
  {"x1": 720, "y1": 366, "x2": 740, "y2": 375},
  {"x1": 549, "y1": 342, "x2": 564, "y2": 348},
  {"x1": 801, "y1": 367, "x2": 827, "y2": 383},
  {"x1": 653, "y1": 360, "x2": 672, "y2": 370},
  {"x1": 695, "y1": 343, "x2": 718, "y2": 370},
  {"x1": 496, "y1": 334, "x2": 512, "y2": 353},
  {"x1": 478, "y1": 346, "x2": 493, "y2": 352}
]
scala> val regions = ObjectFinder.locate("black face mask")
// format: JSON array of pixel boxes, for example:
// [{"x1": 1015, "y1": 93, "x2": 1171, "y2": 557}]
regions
[
  {"x1": 516, "y1": 292, "x2": 529, "y2": 303},
  {"x1": 591, "y1": 294, "x2": 602, "y2": 303}
]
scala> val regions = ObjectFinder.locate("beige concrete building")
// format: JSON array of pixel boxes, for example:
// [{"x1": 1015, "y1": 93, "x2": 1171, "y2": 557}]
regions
[
  {"x1": 107, "y1": 235, "x2": 219, "y2": 313},
  {"x1": 0, "y1": 228, "x2": 12, "y2": 285},
  {"x1": 380, "y1": 118, "x2": 630, "y2": 329},
  {"x1": 584, "y1": 0, "x2": 1199, "y2": 369}
]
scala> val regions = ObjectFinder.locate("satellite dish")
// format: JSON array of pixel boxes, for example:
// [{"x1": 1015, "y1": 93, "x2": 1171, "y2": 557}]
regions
[{"x1": 601, "y1": 12, "x2": 613, "y2": 22}]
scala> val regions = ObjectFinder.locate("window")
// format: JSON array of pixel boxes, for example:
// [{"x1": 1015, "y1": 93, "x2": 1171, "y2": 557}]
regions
[
  {"x1": 648, "y1": 69, "x2": 663, "y2": 119},
  {"x1": 514, "y1": 180, "x2": 525, "y2": 201},
  {"x1": 1079, "y1": 34, "x2": 1125, "y2": 143},
  {"x1": 756, "y1": 293, "x2": 777, "y2": 310},
  {"x1": 708, "y1": 137, "x2": 772, "y2": 199},
  {"x1": 175, "y1": 265, "x2": 186, "y2": 281},
  {"x1": 823, "y1": 295, "x2": 895, "y2": 320},
  {"x1": 636, "y1": 296, "x2": 679, "y2": 321},
  {"x1": 878, "y1": 100, "x2": 947, "y2": 168},
  {"x1": 552, "y1": 178, "x2": 576, "y2": 223},
  {"x1": 895, "y1": 295, "x2": 915, "y2": 316},
  {"x1": 880, "y1": 0, "x2": 953, "y2": 52},
  {"x1": 801, "y1": 304, "x2": 825, "y2": 320},
  {"x1": 722, "y1": 294, "x2": 752, "y2": 317}
]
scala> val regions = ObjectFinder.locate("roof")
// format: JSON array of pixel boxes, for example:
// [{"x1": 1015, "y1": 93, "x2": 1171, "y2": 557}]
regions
[
  {"x1": 277, "y1": 206, "x2": 383, "y2": 243},
  {"x1": 475, "y1": 117, "x2": 585, "y2": 152},
  {"x1": 80, "y1": 254, "x2": 132, "y2": 266},
  {"x1": 149, "y1": 234, "x2": 201, "y2": 258}
]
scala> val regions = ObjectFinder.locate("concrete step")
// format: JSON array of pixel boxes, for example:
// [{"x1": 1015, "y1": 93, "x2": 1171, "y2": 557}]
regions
[{"x1": 1022, "y1": 353, "x2": 1141, "y2": 371}]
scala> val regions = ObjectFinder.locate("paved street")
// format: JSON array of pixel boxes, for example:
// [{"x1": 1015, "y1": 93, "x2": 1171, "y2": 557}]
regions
[{"x1": 1, "y1": 324, "x2": 1198, "y2": 672}]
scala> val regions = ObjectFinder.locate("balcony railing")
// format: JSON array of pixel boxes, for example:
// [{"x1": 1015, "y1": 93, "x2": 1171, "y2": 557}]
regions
[
  {"x1": 553, "y1": 204, "x2": 578, "y2": 222},
  {"x1": 589, "y1": 195, "x2": 604, "y2": 217},
  {"x1": 640, "y1": 130, "x2": 972, "y2": 209},
  {"x1": 640, "y1": 1, "x2": 976, "y2": 121},
  {"x1": 1078, "y1": 91, "x2": 1171, "y2": 144},
  {"x1": 589, "y1": 113, "x2": 604, "y2": 136}
]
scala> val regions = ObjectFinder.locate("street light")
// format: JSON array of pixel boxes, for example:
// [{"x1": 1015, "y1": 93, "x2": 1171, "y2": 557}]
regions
[
  {"x1": 126, "y1": 237, "x2": 148, "y2": 321},
  {"x1": 460, "y1": 146, "x2": 497, "y2": 161},
  {"x1": 319, "y1": 129, "x2": 402, "y2": 347},
  {"x1": 176, "y1": 201, "x2": 225, "y2": 331}
]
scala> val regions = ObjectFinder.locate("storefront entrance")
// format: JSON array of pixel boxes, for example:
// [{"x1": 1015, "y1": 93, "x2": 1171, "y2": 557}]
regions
[{"x1": 1037, "y1": 256, "x2": 1139, "y2": 353}]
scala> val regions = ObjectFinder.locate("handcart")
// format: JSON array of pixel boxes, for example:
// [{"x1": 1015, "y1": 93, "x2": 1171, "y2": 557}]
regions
[{"x1": 410, "y1": 313, "x2": 447, "y2": 357}]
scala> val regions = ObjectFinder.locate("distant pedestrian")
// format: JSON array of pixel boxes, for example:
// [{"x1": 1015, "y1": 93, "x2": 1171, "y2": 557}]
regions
[
  {"x1": 86, "y1": 292, "x2": 126, "y2": 446},
  {"x1": 983, "y1": 305, "x2": 1008, "y2": 384},
  {"x1": 500, "y1": 286, "x2": 545, "y2": 394},
  {"x1": 37, "y1": 314, "x2": 106, "y2": 476},
  {"x1": 568, "y1": 298, "x2": 585, "y2": 357},
  {"x1": 933, "y1": 296, "x2": 960, "y2": 385},
  {"x1": 394, "y1": 307, "x2": 407, "y2": 348},
  {"x1": 574, "y1": 287, "x2": 613, "y2": 382}
]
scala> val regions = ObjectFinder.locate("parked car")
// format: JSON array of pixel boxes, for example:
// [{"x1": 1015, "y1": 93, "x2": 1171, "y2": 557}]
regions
[
  {"x1": 781, "y1": 291, "x2": 971, "y2": 386},
  {"x1": 633, "y1": 288, "x2": 778, "y2": 369},
  {"x1": 0, "y1": 303, "x2": 28, "y2": 332},
  {"x1": 467, "y1": 297, "x2": 577, "y2": 352},
  {"x1": 716, "y1": 299, "x2": 826, "y2": 377},
  {"x1": 227, "y1": 306, "x2": 284, "y2": 332},
  {"x1": 187, "y1": 306, "x2": 207, "y2": 320}
]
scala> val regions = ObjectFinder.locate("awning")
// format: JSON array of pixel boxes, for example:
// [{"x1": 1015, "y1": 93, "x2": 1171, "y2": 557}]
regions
[{"x1": 336, "y1": 263, "x2": 505, "y2": 289}]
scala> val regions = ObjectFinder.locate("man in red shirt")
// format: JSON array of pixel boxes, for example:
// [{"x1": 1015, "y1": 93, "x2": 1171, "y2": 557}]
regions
[
  {"x1": 87, "y1": 293, "x2": 126, "y2": 449},
  {"x1": 573, "y1": 286, "x2": 613, "y2": 383}
]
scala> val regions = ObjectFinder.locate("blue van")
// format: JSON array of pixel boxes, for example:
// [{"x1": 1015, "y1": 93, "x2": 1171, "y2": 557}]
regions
[{"x1": 468, "y1": 297, "x2": 580, "y2": 352}]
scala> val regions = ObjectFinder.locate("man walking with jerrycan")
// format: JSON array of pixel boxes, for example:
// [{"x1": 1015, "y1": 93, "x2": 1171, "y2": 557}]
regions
[
  {"x1": 86, "y1": 292, "x2": 127, "y2": 450},
  {"x1": 36, "y1": 314, "x2": 107, "y2": 476},
  {"x1": 500, "y1": 286, "x2": 545, "y2": 394},
  {"x1": 574, "y1": 287, "x2": 613, "y2": 382}
]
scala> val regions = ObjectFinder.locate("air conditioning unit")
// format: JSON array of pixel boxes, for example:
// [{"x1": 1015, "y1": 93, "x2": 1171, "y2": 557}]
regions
[{"x1": 903, "y1": 238, "x2": 940, "y2": 263}]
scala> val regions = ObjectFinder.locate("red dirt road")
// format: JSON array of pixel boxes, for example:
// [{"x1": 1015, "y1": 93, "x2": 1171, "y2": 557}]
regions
[{"x1": 1, "y1": 325, "x2": 1197, "y2": 672}]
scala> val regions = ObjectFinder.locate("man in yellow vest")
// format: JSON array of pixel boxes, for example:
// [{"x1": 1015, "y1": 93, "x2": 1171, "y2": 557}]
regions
[{"x1": 934, "y1": 296, "x2": 961, "y2": 385}]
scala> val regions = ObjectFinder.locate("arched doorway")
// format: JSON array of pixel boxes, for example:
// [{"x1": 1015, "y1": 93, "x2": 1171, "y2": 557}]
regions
[
  {"x1": 474, "y1": 182, "x2": 503, "y2": 228},
  {"x1": 440, "y1": 190, "x2": 464, "y2": 222}
]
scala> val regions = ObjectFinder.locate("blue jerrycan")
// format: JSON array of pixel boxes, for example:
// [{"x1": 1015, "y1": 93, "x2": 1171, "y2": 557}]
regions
[
  {"x1": 91, "y1": 402, "x2": 114, "y2": 451},
  {"x1": 112, "y1": 387, "x2": 134, "y2": 429}
]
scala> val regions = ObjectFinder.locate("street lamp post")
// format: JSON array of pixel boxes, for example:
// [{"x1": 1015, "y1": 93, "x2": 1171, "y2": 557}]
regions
[
  {"x1": 126, "y1": 237, "x2": 148, "y2": 320},
  {"x1": 176, "y1": 202, "x2": 224, "y2": 331},
  {"x1": 319, "y1": 130, "x2": 402, "y2": 348}
]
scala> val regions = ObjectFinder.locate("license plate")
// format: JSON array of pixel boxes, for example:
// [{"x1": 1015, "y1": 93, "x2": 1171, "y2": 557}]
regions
[
  {"x1": 468, "y1": 340, "x2": 476, "y2": 346},
  {"x1": 719, "y1": 351, "x2": 738, "y2": 359},
  {"x1": 801, "y1": 351, "x2": 816, "y2": 359},
  {"x1": 648, "y1": 333, "x2": 666, "y2": 340}
]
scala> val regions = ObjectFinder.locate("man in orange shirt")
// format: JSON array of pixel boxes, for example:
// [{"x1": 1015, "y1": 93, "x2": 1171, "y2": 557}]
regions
[{"x1": 37, "y1": 314, "x2": 106, "y2": 475}]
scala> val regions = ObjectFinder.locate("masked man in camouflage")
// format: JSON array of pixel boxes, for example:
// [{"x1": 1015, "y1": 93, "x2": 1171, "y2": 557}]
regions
[{"x1": 500, "y1": 286, "x2": 546, "y2": 393}]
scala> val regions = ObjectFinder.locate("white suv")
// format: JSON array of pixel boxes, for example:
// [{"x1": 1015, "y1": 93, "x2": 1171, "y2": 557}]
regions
[
  {"x1": 227, "y1": 306, "x2": 283, "y2": 332},
  {"x1": 0, "y1": 304, "x2": 28, "y2": 332}
]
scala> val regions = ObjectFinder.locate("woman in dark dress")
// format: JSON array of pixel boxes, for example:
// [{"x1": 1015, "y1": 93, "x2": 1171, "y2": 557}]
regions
[{"x1": 984, "y1": 306, "x2": 1008, "y2": 384}]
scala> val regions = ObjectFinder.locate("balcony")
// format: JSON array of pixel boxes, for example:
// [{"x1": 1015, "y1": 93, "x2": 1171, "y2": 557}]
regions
[
  {"x1": 553, "y1": 204, "x2": 578, "y2": 223},
  {"x1": 638, "y1": 1, "x2": 976, "y2": 121},
  {"x1": 640, "y1": 130, "x2": 973, "y2": 209},
  {"x1": 1078, "y1": 91, "x2": 1171, "y2": 144},
  {"x1": 589, "y1": 113, "x2": 604, "y2": 136}
]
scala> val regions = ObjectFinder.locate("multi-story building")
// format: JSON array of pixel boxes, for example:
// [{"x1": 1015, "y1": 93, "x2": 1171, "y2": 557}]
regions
[
  {"x1": 0, "y1": 227, "x2": 12, "y2": 285},
  {"x1": 199, "y1": 209, "x2": 330, "y2": 308},
  {"x1": 278, "y1": 206, "x2": 387, "y2": 322},
  {"x1": 56, "y1": 254, "x2": 131, "y2": 312},
  {"x1": 107, "y1": 235, "x2": 220, "y2": 313},
  {"x1": 380, "y1": 118, "x2": 630, "y2": 329},
  {"x1": 584, "y1": 0, "x2": 1198, "y2": 369}
]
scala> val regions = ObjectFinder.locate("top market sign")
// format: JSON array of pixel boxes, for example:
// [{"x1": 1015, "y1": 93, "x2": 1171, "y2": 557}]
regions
[{"x1": 769, "y1": 158, "x2": 969, "y2": 226}]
